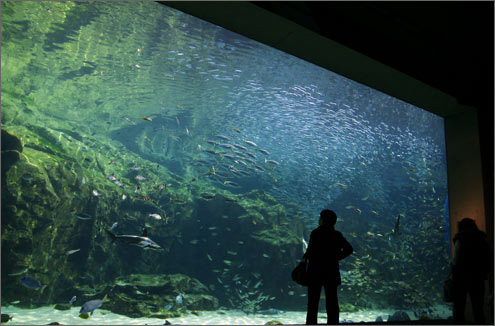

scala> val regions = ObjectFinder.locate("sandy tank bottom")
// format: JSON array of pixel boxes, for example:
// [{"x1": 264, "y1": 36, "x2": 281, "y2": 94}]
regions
[{"x1": 0, "y1": 305, "x2": 452, "y2": 325}]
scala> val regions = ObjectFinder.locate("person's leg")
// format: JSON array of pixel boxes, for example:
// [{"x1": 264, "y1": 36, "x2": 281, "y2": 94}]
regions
[
  {"x1": 468, "y1": 280, "x2": 486, "y2": 324},
  {"x1": 453, "y1": 283, "x2": 467, "y2": 325},
  {"x1": 323, "y1": 283, "x2": 339, "y2": 324},
  {"x1": 306, "y1": 282, "x2": 322, "y2": 325}
]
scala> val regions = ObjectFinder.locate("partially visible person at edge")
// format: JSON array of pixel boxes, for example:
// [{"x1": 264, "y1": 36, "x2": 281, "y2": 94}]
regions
[
  {"x1": 452, "y1": 217, "x2": 492, "y2": 324},
  {"x1": 303, "y1": 209, "x2": 353, "y2": 325}
]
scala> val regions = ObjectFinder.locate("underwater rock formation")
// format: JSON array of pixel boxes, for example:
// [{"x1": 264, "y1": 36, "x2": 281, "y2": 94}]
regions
[
  {"x1": 73, "y1": 273, "x2": 218, "y2": 318},
  {"x1": 1, "y1": 129, "x2": 23, "y2": 177}
]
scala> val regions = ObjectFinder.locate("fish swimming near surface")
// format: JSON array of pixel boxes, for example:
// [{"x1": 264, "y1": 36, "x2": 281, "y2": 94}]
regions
[
  {"x1": 20, "y1": 276, "x2": 46, "y2": 291},
  {"x1": 80, "y1": 294, "x2": 108, "y2": 315},
  {"x1": 106, "y1": 228, "x2": 163, "y2": 250}
]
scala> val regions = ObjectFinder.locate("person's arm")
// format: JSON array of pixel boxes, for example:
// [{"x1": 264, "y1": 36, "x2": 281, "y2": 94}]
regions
[
  {"x1": 452, "y1": 239, "x2": 460, "y2": 266},
  {"x1": 302, "y1": 232, "x2": 314, "y2": 259},
  {"x1": 337, "y1": 235, "x2": 353, "y2": 261}
]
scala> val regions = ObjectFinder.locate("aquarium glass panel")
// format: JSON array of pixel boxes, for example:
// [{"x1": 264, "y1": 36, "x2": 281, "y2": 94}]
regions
[{"x1": 1, "y1": 1, "x2": 450, "y2": 324}]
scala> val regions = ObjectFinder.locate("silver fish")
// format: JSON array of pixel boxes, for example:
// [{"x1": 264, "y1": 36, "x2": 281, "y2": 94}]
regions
[{"x1": 65, "y1": 249, "x2": 81, "y2": 256}]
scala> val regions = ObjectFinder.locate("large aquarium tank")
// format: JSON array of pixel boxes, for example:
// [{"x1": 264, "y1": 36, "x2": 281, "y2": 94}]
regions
[{"x1": 1, "y1": 1, "x2": 452, "y2": 324}]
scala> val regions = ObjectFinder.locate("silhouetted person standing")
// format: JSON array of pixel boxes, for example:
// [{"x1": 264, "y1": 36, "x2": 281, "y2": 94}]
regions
[
  {"x1": 303, "y1": 209, "x2": 353, "y2": 325},
  {"x1": 452, "y1": 218, "x2": 492, "y2": 324}
]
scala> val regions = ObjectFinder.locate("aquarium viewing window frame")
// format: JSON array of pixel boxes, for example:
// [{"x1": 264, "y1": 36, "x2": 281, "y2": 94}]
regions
[{"x1": 161, "y1": 1, "x2": 489, "y2": 252}]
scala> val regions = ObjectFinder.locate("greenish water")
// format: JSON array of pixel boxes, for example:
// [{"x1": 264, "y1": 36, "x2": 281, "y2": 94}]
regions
[{"x1": 1, "y1": 1, "x2": 451, "y2": 322}]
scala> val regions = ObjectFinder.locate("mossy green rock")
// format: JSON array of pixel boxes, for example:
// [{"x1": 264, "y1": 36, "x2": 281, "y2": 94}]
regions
[
  {"x1": 104, "y1": 274, "x2": 218, "y2": 318},
  {"x1": 54, "y1": 303, "x2": 71, "y2": 311}
]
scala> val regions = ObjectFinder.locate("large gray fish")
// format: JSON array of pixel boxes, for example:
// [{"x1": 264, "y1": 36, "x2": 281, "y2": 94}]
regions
[
  {"x1": 106, "y1": 228, "x2": 162, "y2": 250},
  {"x1": 80, "y1": 294, "x2": 108, "y2": 315}
]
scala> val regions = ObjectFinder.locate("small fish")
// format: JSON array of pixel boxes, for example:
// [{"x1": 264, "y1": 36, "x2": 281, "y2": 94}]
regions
[
  {"x1": 175, "y1": 293, "x2": 183, "y2": 305},
  {"x1": 254, "y1": 280, "x2": 262, "y2": 288},
  {"x1": 229, "y1": 127, "x2": 241, "y2": 133},
  {"x1": 175, "y1": 116, "x2": 180, "y2": 126},
  {"x1": 258, "y1": 148, "x2": 270, "y2": 155},
  {"x1": 157, "y1": 184, "x2": 165, "y2": 190},
  {"x1": 149, "y1": 213, "x2": 162, "y2": 220},
  {"x1": 168, "y1": 134, "x2": 182, "y2": 142},
  {"x1": 262, "y1": 253, "x2": 270, "y2": 258},
  {"x1": 135, "y1": 175, "x2": 146, "y2": 181},
  {"x1": 92, "y1": 189, "x2": 102, "y2": 197},
  {"x1": 207, "y1": 253, "x2": 213, "y2": 261},
  {"x1": 8, "y1": 267, "x2": 28, "y2": 276},
  {"x1": 80, "y1": 295, "x2": 108, "y2": 315},
  {"x1": 20, "y1": 276, "x2": 45, "y2": 291},
  {"x1": 131, "y1": 167, "x2": 142, "y2": 171},
  {"x1": 258, "y1": 308, "x2": 285, "y2": 315},
  {"x1": 201, "y1": 193, "x2": 215, "y2": 200},
  {"x1": 106, "y1": 174, "x2": 118, "y2": 182},
  {"x1": 336, "y1": 182, "x2": 347, "y2": 188},
  {"x1": 22, "y1": 173, "x2": 34, "y2": 181},
  {"x1": 185, "y1": 127, "x2": 190, "y2": 136},
  {"x1": 69, "y1": 296, "x2": 77, "y2": 306},
  {"x1": 144, "y1": 136, "x2": 153, "y2": 144},
  {"x1": 65, "y1": 249, "x2": 81, "y2": 256},
  {"x1": 138, "y1": 117, "x2": 152, "y2": 121},
  {"x1": 243, "y1": 139, "x2": 258, "y2": 147},
  {"x1": 108, "y1": 160, "x2": 117, "y2": 165},
  {"x1": 74, "y1": 212, "x2": 92, "y2": 220},
  {"x1": 227, "y1": 251, "x2": 237, "y2": 255},
  {"x1": 223, "y1": 260, "x2": 232, "y2": 265},
  {"x1": 223, "y1": 180, "x2": 240, "y2": 187},
  {"x1": 264, "y1": 159, "x2": 280, "y2": 166},
  {"x1": 123, "y1": 116, "x2": 136, "y2": 124},
  {"x1": 111, "y1": 222, "x2": 118, "y2": 231},
  {"x1": 165, "y1": 304, "x2": 173, "y2": 311},
  {"x1": 122, "y1": 194, "x2": 127, "y2": 200},
  {"x1": 190, "y1": 240, "x2": 199, "y2": 244},
  {"x1": 137, "y1": 195, "x2": 153, "y2": 202},
  {"x1": 81, "y1": 177, "x2": 86, "y2": 185}
]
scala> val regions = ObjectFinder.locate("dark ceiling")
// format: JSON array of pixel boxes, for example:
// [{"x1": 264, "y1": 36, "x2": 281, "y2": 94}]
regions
[{"x1": 251, "y1": 2, "x2": 494, "y2": 113}]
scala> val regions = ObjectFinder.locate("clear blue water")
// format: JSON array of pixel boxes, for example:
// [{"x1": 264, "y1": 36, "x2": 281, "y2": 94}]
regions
[{"x1": 1, "y1": 1, "x2": 450, "y2": 322}]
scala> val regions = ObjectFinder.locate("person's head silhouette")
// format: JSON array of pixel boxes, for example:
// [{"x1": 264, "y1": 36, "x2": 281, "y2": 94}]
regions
[
  {"x1": 458, "y1": 217, "x2": 479, "y2": 233},
  {"x1": 319, "y1": 209, "x2": 337, "y2": 227}
]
